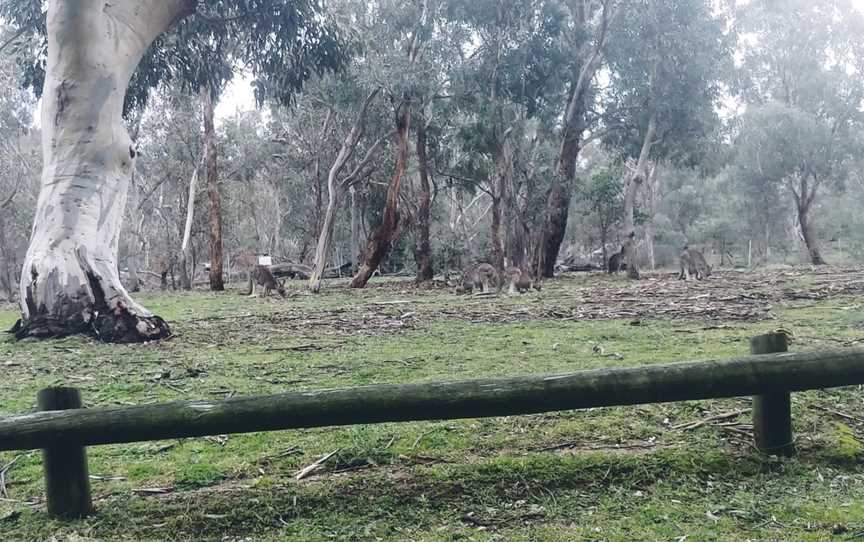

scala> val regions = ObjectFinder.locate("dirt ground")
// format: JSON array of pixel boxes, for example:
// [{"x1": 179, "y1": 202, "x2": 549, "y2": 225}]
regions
[{"x1": 182, "y1": 265, "x2": 864, "y2": 337}]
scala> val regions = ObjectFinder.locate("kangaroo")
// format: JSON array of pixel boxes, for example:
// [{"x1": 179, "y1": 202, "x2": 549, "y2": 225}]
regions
[
  {"x1": 455, "y1": 265, "x2": 479, "y2": 294},
  {"x1": 607, "y1": 247, "x2": 626, "y2": 274},
  {"x1": 242, "y1": 265, "x2": 286, "y2": 297},
  {"x1": 504, "y1": 266, "x2": 541, "y2": 294},
  {"x1": 455, "y1": 263, "x2": 500, "y2": 294},
  {"x1": 475, "y1": 263, "x2": 501, "y2": 293},
  {"x1": 678, "y1": 247, "x2": 712, "y2": 281}
]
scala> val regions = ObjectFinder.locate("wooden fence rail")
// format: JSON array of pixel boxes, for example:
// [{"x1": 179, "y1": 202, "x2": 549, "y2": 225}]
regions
[{"x1": 1, "y1": 333, "x2": 863, "y2": 518}]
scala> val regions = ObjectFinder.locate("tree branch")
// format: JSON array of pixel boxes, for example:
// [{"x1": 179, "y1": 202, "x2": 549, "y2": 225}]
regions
[
  {"x1": 0, "y1": 27, "x2": 27, "y2": 55},
  {"x1": 342, "y1": 130, "x2": 395, "y2": 188}
]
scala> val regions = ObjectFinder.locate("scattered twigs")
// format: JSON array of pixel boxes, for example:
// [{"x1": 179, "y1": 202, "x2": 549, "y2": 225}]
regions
[
  {"x1": 811, "y1": 405, "x2": 864, "y2": 424},
  {"x1": 535, "y1": 440, "x2": 664, "y2": 453},
  {"x1": 672, "y1": 409, "x2": 751, "y2": 431},
  {"x1": 0, "y1": 454, "x2": 24, "y2": 498}
]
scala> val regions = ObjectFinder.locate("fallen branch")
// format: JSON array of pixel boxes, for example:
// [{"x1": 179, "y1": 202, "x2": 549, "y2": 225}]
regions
[{"x1": 295, "y1": 449, "x2": 340, "y2": 480}]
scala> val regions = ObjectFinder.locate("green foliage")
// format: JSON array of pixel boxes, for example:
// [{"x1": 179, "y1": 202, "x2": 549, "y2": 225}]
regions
[
  {"x1": 1, "y1": 0, "x2": 348, "y2": 112},
  {"x1": 580, "y1": 167, "x2": 624, "y2": 250},
  {"x1": 602, "y1": 0, "x2": 731, "y2": 165}
]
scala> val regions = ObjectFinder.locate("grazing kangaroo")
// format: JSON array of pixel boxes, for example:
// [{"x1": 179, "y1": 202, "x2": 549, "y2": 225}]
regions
[
  {"x1": 455, "y1": 263, "x2": 500, "y2": 294},
  {"x1": 678, "y1": 247, "x2": 712, "y2": 281},
  {"x1": 242, "y1": 265, "x2": 286, "y2": 297},
  {"x1": 504, "y1": 266, "x2": 541, "y2": 294},
  {"x1": 455, "y1": 264, "x2": 479, "y2": 294}
]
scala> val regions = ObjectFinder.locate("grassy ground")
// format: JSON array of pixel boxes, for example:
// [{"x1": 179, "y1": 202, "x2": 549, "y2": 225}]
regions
[{"x1": 1, "y1": 269, "x2": 864, "y2": 541}]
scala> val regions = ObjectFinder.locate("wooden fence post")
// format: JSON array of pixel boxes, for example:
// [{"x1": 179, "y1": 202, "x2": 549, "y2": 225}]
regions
[
  {"x1": 750, "y1": 333, "x2": 794, "y2": 456},
  {"x1": 37, "y1": 387, "x2": 93, "y2": 519}
]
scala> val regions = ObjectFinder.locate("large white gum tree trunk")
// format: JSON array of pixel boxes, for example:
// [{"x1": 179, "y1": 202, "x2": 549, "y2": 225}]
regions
[{"x1": 14, "y1": 0, "x2": 194, "y2": 342}]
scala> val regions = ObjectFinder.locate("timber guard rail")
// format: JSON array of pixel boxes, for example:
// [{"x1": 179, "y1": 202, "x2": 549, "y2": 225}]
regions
[{"x1": 2, "y1": 333, "x2": 864, "y2": 519}]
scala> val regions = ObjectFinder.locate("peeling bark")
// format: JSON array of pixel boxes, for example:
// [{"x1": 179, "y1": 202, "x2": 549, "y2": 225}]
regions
[
  {"x1": 798, "y1": 205, "x2": 826, "y2": 265},
  {"x1": 791, "y1": 175, "x2": 827, "y2": 266},
  {"x1": 14, "y1": 0, "x2": 195, "y2": 342},
  {"x1": 351, "y1": 100, "x2": 411, "y2": 289}
]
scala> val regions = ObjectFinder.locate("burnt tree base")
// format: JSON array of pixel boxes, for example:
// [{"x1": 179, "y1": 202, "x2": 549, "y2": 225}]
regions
[
  {"x1": 11, "y1": 312, "x2": 170, "y2": 344},
  {"x1": 11, "y1": 262, "x2": 171, "y2": 343}
]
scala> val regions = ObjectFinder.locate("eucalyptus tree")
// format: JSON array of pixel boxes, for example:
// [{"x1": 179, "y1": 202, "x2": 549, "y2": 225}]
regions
[
  {"x1": 539, "y1": 0, "x2": 618, "y2": 278},
  {"x1": 733, "y1": 104, "x2": 861, "y2": 265},
  {"x1": 2, "y1": 0, "x2": 344, "y2": 342},
  {"x1": 733, "y1": 0, "x2": 864, "y2": 265},
  {"x1": 348, "y1": 0, "x2": 437, "y2": 288},
  {"x1": 307, "y1": 85, "x2": 390, "y2": 292},
  {"x1": 602, "y1": 0, "x2": 729, "y2": 279},
  {"x1": 446, "y1": 0, "x2": 570, "y2": 272}
]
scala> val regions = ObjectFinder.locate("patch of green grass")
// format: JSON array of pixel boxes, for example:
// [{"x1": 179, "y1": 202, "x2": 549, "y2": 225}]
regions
[{"x1": 2, "y1": 272, "x2": 864, "y2": 541}]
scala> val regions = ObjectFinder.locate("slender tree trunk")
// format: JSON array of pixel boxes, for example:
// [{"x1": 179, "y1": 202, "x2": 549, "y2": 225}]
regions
[
  {"x1": 201, "y1": 88, "x2": 224, "y2": 291},
  {"x1": 308, "y1": 89, "x2": 381, "y2": 292},
  {"x1": 127, "y1": 214, "x2": 146, "y2": 292},
  {"x1": 413, "y1": 120, "x2": 434, "y2": 282},
  {"x1": 314, "y1": 162, "x2": 323, "y2": 240},
  {"x1": 0, "y1": 209, "x2": 13, "y2": 301},
  {"x1": 622, "y1": 111, "x2": 657, "y2": 281},
  {"x1": 600, "y1": 224, "x2": 608, "y2": 271},
  {"x1": 645, "y1": 164, "x2": 658, "y2": 270},
  {"x1": 491, "y1": 131, "x2": 515, "y2": 272},
  {"x1": 645, "y1": 223, "x2": 656, "y2": 271},
  {"x1": 179, "y1": 164, "x2": 199, "y2": 290},
  {"x1": 350, "y1": 187, "x2": 360, "y2": 273},
  {"x1": 309, "y1": 188, "x2": 340, "y2": 292},
  {"x1": 349, "y1": 0, "x2": 427, "y2": 288},
  {"x1": 351, "y1": 101, "x2": 411, "y2": 288},
  {"x1": 491, "y1": 194, "x2": 505, "y2": 271},
  {"x1": 312, "y1": 110, "x2": 333, "y2": 245},
  {"x1": 15, "y1": 0, "x2": 194, "y2": 341}
]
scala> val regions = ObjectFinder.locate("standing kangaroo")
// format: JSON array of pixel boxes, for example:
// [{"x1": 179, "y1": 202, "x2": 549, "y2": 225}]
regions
[
  {"x1": 504, "y1": 266, "x2": 541, "y2": 294},
  {"x1": 607, "y1": 246, "x2": 626, "y2": 274}
]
